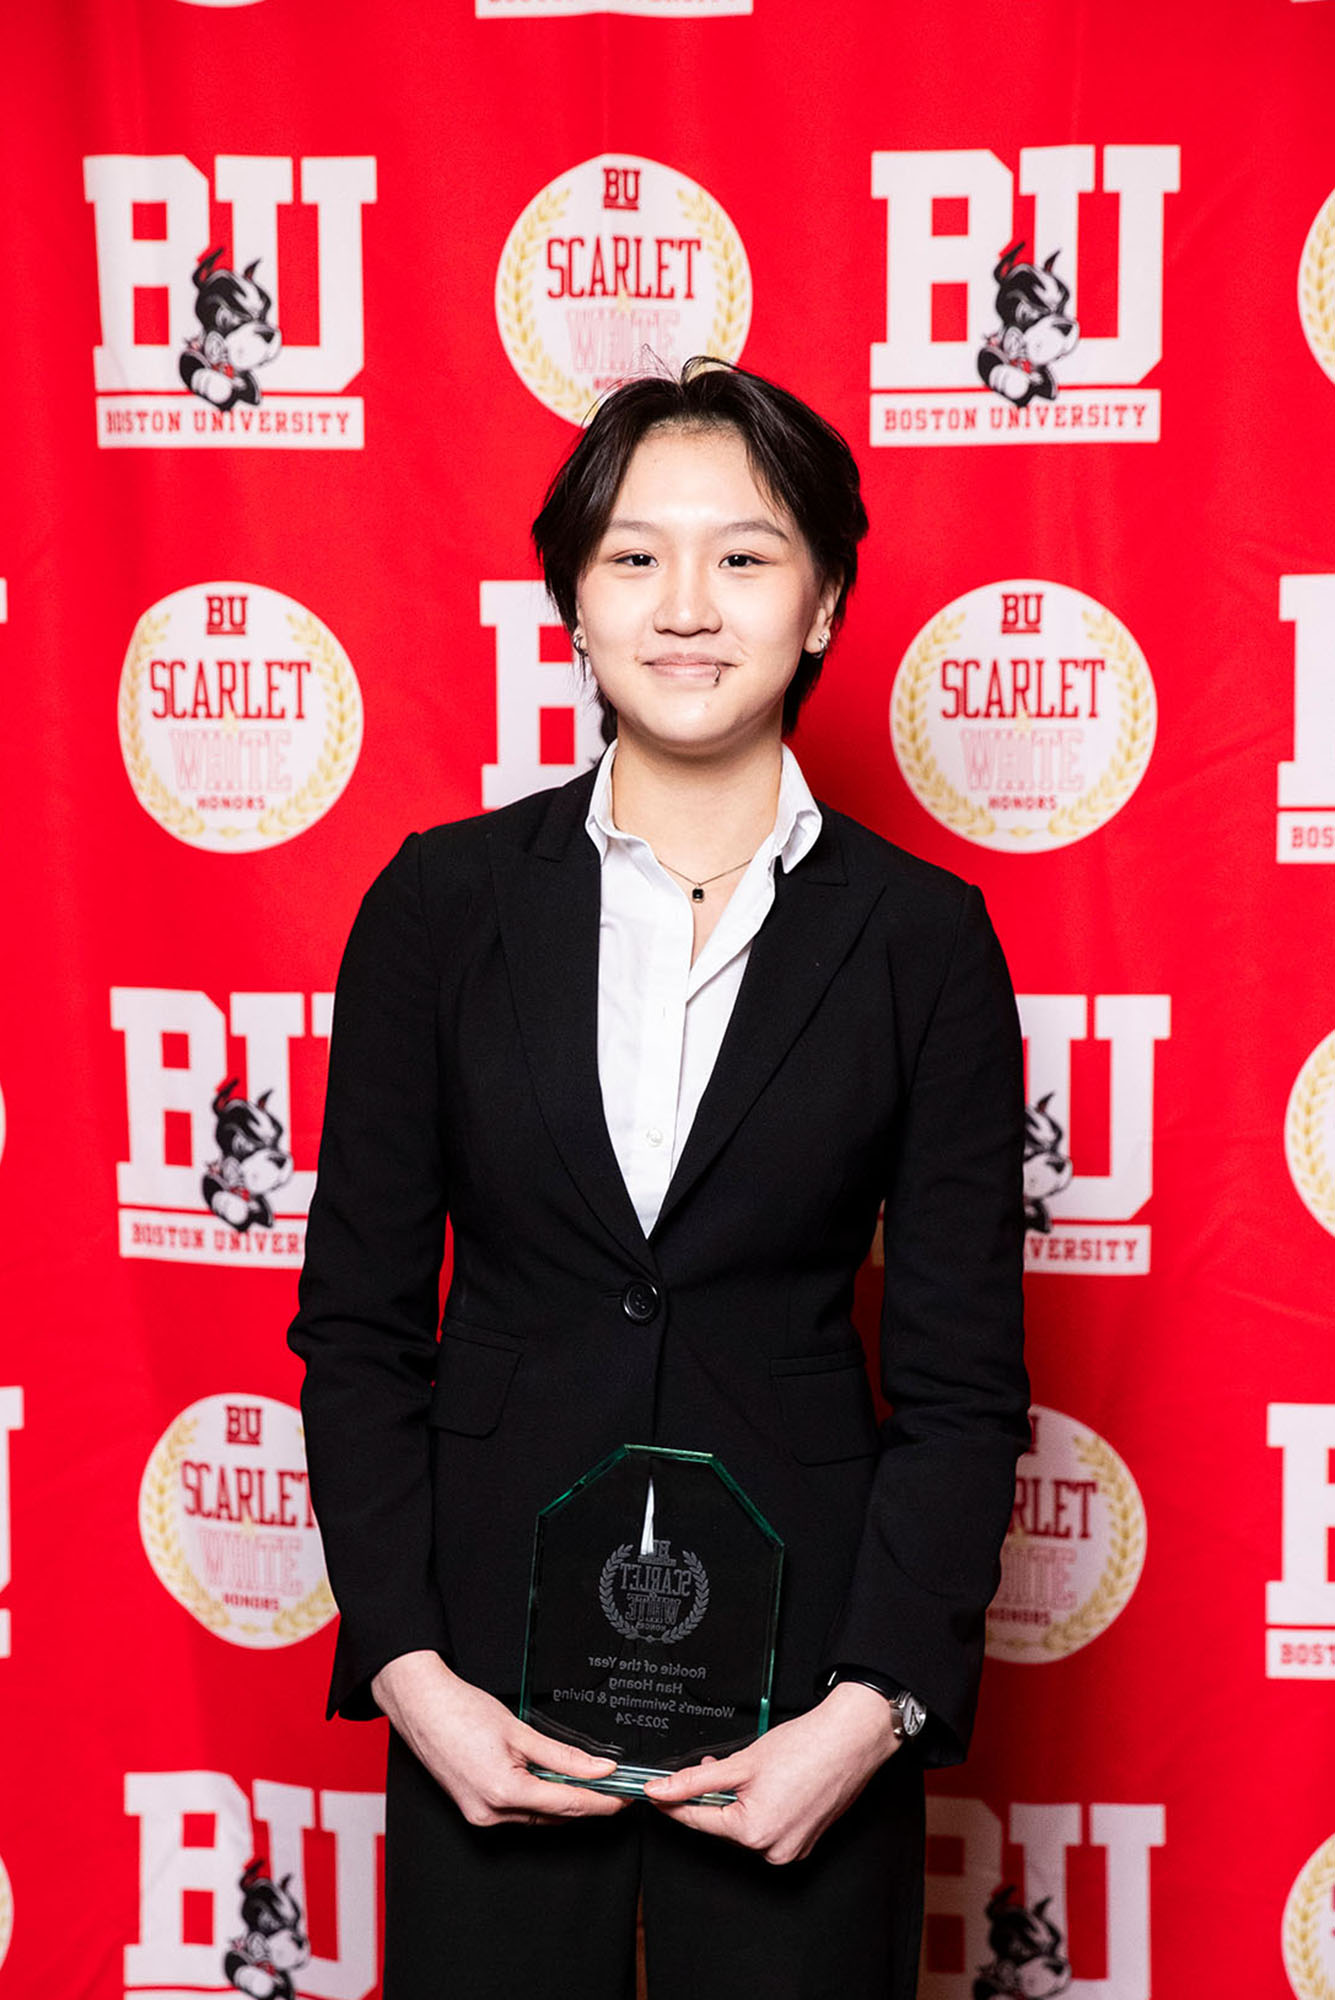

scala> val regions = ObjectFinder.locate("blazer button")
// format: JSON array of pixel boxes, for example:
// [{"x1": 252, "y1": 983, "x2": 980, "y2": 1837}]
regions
[{"x1": 621, "y1": 1280, "x2": 661, "y2": 1324}]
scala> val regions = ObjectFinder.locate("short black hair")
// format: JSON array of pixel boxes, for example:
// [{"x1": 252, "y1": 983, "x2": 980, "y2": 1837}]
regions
[{"x1": 531, "y1": 358, "x2": 869, "y2": 736}]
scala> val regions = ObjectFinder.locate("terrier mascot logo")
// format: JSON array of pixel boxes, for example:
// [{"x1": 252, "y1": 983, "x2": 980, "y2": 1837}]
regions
[
  {"x1": 974, "y1": 1885, "x2": 1072, "y2": 1998},
  {"x1": 202, "y1": 1080, "x2": 294, "y2": 1234},
  {"x1": 180, "y1": 249, "x2": 283, "y2": 412},
  {"x1": 223, "y1": 1858, "x2": 310, "y2": 2000},
  {"x1": 977, "y1": 242, "x2": 1080, "y2": 409},
  {"x1": 1023, "y1": 1095, "x2": 1074, "y2": 1235}
]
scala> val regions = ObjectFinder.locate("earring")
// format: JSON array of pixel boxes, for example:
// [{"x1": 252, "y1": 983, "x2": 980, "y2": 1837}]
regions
[{"x1": 817, "y1": 630, "x2": 831, "y2": 652}]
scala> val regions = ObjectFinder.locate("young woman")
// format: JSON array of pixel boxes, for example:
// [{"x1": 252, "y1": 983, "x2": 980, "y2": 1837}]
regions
[{"x1": 289, "y1": 359, "x2": 1029, "y2": 1999}]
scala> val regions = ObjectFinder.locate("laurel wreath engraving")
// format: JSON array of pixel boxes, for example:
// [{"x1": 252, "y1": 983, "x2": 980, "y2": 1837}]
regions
[
  {"x1": 119, "y1": 613, "x2": 208, "y2": 841},
  {"x1": 255, "y1": 615, "x2": 362, "y2": 841},
  {"x1": 891, "y1": 611, "x2": 998, "y2": 839},
  {"x1": 1299, "y1": 191, "x2": 1335, "y2": 387},
  {"x1": 1284, "y1": 1834, "x2": 1335, "y2": 2000},
  {"x1": 140, "y1": 1415, "x2": 233, "y2": 1634},
  {"x1": 0, "y1": 1853, "x2": 12, "y2": 1969},
  {"x1": 1044, "y1": 611, "x2": 1156, "y2": 842},
  {"x1": 677, "y1": 185, "x2": 750, "y2": 362},
  {"x1": 599, "y1": 1541, "x2": 710, "y2": 1645},
  {"x1": 1039, "y1": 1432, "x2": 1146, "y2": 1657},
  {"x1": 1286, "y1": 1034, "x2": 1335, "y2": 1238},
  {"x1": 140, "y1": 1413, "x2": 336, "y2": 1645}
]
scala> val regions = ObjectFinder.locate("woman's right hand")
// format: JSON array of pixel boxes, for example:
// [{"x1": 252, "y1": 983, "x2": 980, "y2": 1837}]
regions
[{"x1": 370, "y1": 1650, "x2": 629, "y2": 1826}]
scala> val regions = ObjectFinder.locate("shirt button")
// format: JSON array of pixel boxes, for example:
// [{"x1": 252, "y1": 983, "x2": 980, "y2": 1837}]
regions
[
  {"x1": 621, "y1": 1280, "x2": 661, "y2": 1324},
  {"x1": 646, "y1": 1126, "x2": 663, "y2": 1147}
]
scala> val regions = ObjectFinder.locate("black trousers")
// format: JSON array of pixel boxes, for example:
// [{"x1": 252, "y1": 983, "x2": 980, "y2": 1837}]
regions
[{"x1": 383, "y1": 1729, "x2": 926, "y2": 2000}]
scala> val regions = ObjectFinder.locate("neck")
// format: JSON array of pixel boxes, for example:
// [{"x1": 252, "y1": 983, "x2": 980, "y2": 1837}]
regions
[{"x1": 608, "y1": 727, "x2": 786, "y2": 878}]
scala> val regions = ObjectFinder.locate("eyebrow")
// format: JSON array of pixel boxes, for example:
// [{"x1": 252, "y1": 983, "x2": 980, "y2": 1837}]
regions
[{"x1": 604, "y1": 516, "x2": 792, "y2": 542}]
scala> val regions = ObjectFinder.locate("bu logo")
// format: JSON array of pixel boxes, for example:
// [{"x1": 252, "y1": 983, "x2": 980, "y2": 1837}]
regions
[
  {"x1": 921, "y1": 1795, "x2": 1165, "y2": 2000},
  {"x1": 870, "y1": 144, "x2": 1179, "y2": 447},
  {"x1": 480, "y1": 581, "x2": 606, "y2": 808},
  {"x1": 111, "y1": 987, "x2": 332, "y2": 1267},
  {"x1": 1018, "y1": 995, "x2": 1172, "y2": 1276},
  {"x1": 83, "y1": 154, "x2": 376, "y2": 448},
  {"x1": 1278, "y1": 575, "x2": 1335, "y2": 861},
  {"x1": 124, "y1": 1772, "x2": 383, "y2": 1997},
  {"x1": 1266, "y1": 1403, "x2": 1335, "y2": 1680}
]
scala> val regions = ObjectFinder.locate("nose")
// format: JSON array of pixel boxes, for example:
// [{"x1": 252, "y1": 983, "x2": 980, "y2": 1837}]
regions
[{"x1": 651, "y1": 557, "x2": 722, "y2": 636}]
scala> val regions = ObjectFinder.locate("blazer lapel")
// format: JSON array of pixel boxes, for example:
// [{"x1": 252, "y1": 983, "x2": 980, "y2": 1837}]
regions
[
  {"x1": 487, "y1": 770, "x2": 658, "y2": 1274},
  {"x1": 651, "y1": 814, "x2": 886, "y2": 1241}
]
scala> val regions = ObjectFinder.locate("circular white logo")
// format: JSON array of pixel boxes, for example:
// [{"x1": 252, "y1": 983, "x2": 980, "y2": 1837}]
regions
[
  {"x1": 138, "y1": 1394, "x2": 335, "y2": 1648},
  {"x1": 0, "y1": 1850, "x2": 11, "y2": 1973},
  {"x1": 118, "y1": 582, "x2": 362, "y2": 851},
  {"x1": 1286, "y1": 1031, "x2": 1335, "y2": 1239},
  {"x1": 987, "y1": 1404, "x2": 1146, "y2": 1663},
  {"x1": 1283, "y1": 1833, "x2": 1335, "y2": 1999},
  {"x1": 1300, "y1": 190, "x2": 1335, "y2": 387},
  {"x1": 496, "y1": 155, "x2": 751, "y2": 423},
  {"x1": 891, "y1": 579, "x2": 1156, "y2": 851}
]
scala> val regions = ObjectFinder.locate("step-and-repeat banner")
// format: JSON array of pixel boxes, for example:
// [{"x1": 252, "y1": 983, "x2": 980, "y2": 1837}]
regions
[{"x1": 3, "y1": 1, "x2": 1335, "y2": 1994}]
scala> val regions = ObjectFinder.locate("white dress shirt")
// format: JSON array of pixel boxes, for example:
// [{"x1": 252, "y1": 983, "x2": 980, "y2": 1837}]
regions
[{"x1": 585, "y1": 739, "x2": 823, "y2": 1238}]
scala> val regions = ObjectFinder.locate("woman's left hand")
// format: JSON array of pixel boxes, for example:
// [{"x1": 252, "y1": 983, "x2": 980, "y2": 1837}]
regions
[{"x1": 642, "y1": 1678, "x2": 902, "y2": 1865}]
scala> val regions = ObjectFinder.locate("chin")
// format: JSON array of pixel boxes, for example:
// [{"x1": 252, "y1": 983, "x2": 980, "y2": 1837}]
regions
[{"x1": 628, "y1": 712, "x2": 776, "y2": 760}]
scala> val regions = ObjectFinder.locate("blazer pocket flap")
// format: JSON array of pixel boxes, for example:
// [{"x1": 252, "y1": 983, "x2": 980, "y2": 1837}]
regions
[
  {"x1": 429, "y1": 1327, "x2": 521, "y2": 1437},
  {"x1": 771, "y1": 1353, "x2": 879, "y2": 1465}
]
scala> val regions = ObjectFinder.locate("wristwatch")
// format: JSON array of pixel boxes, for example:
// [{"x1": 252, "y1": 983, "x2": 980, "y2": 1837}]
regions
[{"x1": 826, "y1": 1665, "x2": 927, "y2": 1742}]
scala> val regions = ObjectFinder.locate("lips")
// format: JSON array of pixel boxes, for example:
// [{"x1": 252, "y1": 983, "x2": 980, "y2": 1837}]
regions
[{"x1": 642, "y1": 654, "x2": 733, "y2": 679}]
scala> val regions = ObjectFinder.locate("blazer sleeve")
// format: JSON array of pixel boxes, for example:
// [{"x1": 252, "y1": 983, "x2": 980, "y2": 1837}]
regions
[
  {"x1": 822, "y1": 881, "x2": 1030, "y2": 1766},
  {"x1": 288, "y1": 833, "x2": 452, "y2": 1720}
]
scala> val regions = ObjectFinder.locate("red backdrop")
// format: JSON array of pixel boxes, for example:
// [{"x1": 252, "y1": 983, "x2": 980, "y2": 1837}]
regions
[{"x1": 4, "y1": 2, "x2": 1335, "y2": 1994}]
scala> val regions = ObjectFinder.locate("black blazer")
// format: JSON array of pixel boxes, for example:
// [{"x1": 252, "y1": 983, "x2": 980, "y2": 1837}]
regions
[{"x1": 288, "y1": 766, "x2": 1029, "y2": 1768}]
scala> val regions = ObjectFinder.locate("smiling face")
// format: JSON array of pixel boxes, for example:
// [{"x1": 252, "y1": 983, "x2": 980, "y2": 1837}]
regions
[{"x1": 574, "y1": 423, "x2": 837, "y2": 762}]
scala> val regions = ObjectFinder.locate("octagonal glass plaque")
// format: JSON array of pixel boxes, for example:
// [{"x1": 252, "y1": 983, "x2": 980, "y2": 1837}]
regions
[{"x1": 520, "y1": 1445, "x2": 784, "y2": 1803}]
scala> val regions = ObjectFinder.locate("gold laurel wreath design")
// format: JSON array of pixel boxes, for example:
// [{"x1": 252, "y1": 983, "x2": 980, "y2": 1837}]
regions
[
  {"x1": 1299, "y1": 192, "x2": 1335, "y2": 387},
  {"x1": 1044, "y1": 611, "x2": 1156, "y2": 843},
  {"x1": 1284, "y1": 1835, "x2": 1335, "y2": 2000},
  {"x1": 1040, "y1": 1433, "x2": 1146, "y2": 1657},
  {"x1": 271, "y1": 1575, "x2": 338, "y2": 1644},
  {"x1": 1286, "y1": 1035, "x2": 1335, "y2": 1237},
  {"x1": 0, "y1": 1854, "x2": 11, "y2": 1968},
  {"x1": 255, "y1": 616, "x2": 362, "y2": 841},
  {"x1": 891, "y1": 612, "x2": 998, "y2": 839},
  {"x1": 141, "y1": 1415, "x2": 336, "y2": 1645},
  {"x1": 118, "y1": 614, "x2": 208, "y2": 842},
  {"x1": 676, "y1": 186, "x2": 750, "y2": 361},
  {"x1": 140, "y1": 1416, "x2": 233, "y2": 1634},
  {"x1": 496, "y1": 184, "x2": 592, "y2": 423}
]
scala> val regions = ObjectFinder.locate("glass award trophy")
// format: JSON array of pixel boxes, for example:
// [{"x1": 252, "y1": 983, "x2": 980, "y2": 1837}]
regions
[{"x1": 520, "y1": 1445, "x2": 784, "y2": 1805}]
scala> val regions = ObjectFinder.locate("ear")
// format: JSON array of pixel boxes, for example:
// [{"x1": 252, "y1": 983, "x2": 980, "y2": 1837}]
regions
[{"x1": 803, "y1": 578, "x2": 841, "y2": 654}]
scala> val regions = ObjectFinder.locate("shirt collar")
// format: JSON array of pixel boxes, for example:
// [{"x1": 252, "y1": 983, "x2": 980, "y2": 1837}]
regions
[{"x1": 584, "y1": 739, "x2": 822, "y2": 875}]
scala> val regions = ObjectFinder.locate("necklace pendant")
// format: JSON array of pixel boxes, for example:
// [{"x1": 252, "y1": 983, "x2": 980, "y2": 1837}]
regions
[{"x1": 691, "y1": 886, "x2": 704, "y2": 903}]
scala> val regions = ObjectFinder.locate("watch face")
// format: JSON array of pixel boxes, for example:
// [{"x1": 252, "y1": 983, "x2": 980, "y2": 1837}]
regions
[{"x1": 896, "y1": 1693, "x2": 926, "y2": 1736}]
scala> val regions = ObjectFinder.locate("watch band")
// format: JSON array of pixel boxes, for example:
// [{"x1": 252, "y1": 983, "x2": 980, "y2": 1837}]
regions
[{"x1": 825, "y1": 1666, "x2": 927, "y2": 1740}]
